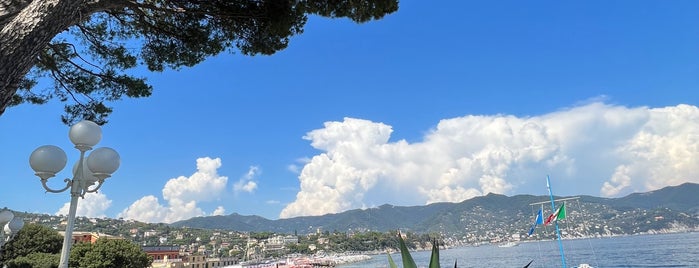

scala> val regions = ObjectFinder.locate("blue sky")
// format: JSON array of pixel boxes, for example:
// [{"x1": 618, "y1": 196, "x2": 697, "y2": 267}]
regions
[{"x1": 1, "y1": 1, "x2": 698, "y2": 223}]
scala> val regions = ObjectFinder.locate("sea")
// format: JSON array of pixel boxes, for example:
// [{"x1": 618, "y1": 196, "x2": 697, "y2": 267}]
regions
[{"x1": 337, "y1": 232, "x2": 699, "y2": 268}]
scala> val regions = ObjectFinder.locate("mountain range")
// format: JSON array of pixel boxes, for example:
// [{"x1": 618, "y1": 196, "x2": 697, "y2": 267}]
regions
[{"x1": 171, "y1": 182, "x2": 699, "y2": 236}]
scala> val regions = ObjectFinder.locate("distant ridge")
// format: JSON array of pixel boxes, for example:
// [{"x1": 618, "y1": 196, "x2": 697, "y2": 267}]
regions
[
  {"x1": 171, "y1": 183, "x2": 699, "y2": 235},
  {"x1": 614, "y1": 182, "x2": 699, "y2": 212}
]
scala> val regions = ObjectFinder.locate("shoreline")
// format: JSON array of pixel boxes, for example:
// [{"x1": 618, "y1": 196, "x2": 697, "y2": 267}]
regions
[{"x1": 230, "y1": 253, "x2": 373, "y2": 268}]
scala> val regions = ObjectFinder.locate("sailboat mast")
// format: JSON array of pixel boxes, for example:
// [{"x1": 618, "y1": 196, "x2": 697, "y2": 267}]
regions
[{"x1": 547, "y1": 175, "x2": 567, "y2": 268}]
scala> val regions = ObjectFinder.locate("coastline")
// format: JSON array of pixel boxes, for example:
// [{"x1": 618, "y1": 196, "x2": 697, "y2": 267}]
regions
[{"x1": 226, "y1": 253, "x2": 373, "y2": 268}]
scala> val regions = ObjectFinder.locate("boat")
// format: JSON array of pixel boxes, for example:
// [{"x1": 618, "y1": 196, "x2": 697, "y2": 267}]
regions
[{"x1": 526, "y1": 175, "x2": 595, "y2": 268}]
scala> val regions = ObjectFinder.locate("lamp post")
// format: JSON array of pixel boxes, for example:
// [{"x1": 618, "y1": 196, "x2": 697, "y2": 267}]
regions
[
  {"x1": 0, "y1": 209, "x2": 24, "y2": 256},
  {"x1": 29, "y1": 120, "x2": 120, "y2": 268}
]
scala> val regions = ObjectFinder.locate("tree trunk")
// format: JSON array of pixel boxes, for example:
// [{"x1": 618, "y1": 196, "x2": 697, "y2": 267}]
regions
[{"x1": 0, "y1": 0, "x2": 88, "y2": 116}]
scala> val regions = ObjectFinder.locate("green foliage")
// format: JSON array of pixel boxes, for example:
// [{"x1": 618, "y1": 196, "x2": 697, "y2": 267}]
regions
[
  {"x1": 9, "y1": 0, "x2": 399, "y2": 125},
  {"x1": 249, "y1": 231, "x2": 275, "y2": 240},
  {"x1": 428, "y1": 239, "x2": 440, "y2": 268},
  {"x1": 388, "y1": 234, "x2": 455, "y2": 268},
  {"x1": 286, "y1": 243, "x2": 313, "y2": 255},
  {"x1": 387, "y1": 252, "x2": 398, "y2": 268},
  {"x1": 397, "y1": 234, "x2": 417, "y2": 268},
  {"x1": 4, "y1": 252, "x2": 59, "y2": 268},
  {"x1": 69, "y1": 239, "x2": 152, "y2": 268},
  {"x1": 0, "y1": 223, "x2": 62, "y2": 265}
]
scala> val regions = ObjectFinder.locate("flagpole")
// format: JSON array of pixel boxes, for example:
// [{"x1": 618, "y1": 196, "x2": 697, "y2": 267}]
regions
[{"x1": 547, "y1": 175, "x2": 567, "y2": 268}]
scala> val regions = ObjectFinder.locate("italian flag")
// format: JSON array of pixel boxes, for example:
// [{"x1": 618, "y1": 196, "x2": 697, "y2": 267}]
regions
[{"x1": 544, "y1": 203, "x2": 566, "y2": 225}]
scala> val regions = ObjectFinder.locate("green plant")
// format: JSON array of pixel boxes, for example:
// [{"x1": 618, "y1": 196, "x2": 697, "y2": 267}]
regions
[
  {"x1": 387, "y1": 234, "x2": 455, "y2": 268},
  {"x1": 387, "y1": 234, "x2": 534, "y2": 268}
]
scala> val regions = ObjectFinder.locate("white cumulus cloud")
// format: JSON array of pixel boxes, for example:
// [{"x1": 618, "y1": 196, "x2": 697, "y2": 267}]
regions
[
  {"x1": 287, "y1": 157, "x2": 311, "y2": 174},
  {"x1": 212, "y1": 206, "x2": 226, "y2": 216},
  {"x1": 117, "y1": 195, "x2": 169, "y2": 223},
  {"x1": 119, "y1": 157, "x2": 228, "y2": 223},
  {"x1": 233, "y1": 166, "x2": 260, "y2": 193},
  {"x1": 57, "y1": 192, "x2": 112, "y2": 218},
  {"x1": 280, "y1": 103, "x2": 699, "y2": 218}
]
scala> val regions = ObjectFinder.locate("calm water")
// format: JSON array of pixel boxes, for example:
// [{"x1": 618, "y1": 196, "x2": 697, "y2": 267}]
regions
[{"x1": 338, "y1": 232, "x2": 699, "y2": 268}]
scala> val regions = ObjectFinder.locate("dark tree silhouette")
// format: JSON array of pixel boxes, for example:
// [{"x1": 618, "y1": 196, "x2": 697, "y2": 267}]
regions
[{"x1": 0, "y1": 0, "x2": 399, "y2": 124}]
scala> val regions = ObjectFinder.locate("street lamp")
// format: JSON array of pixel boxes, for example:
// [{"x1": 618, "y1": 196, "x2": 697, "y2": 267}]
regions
[
  {"x1": 29, "y1": 120, "x2": 120, "y2": 268},
  {"x1": 0, "y1": 209, "x2": 24, "y2": 254}
]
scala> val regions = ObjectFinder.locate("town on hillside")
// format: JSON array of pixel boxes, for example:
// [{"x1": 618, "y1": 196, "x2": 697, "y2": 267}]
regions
[{"x1": 6, "y1": 199, "x2": 698, "y2": 268}]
